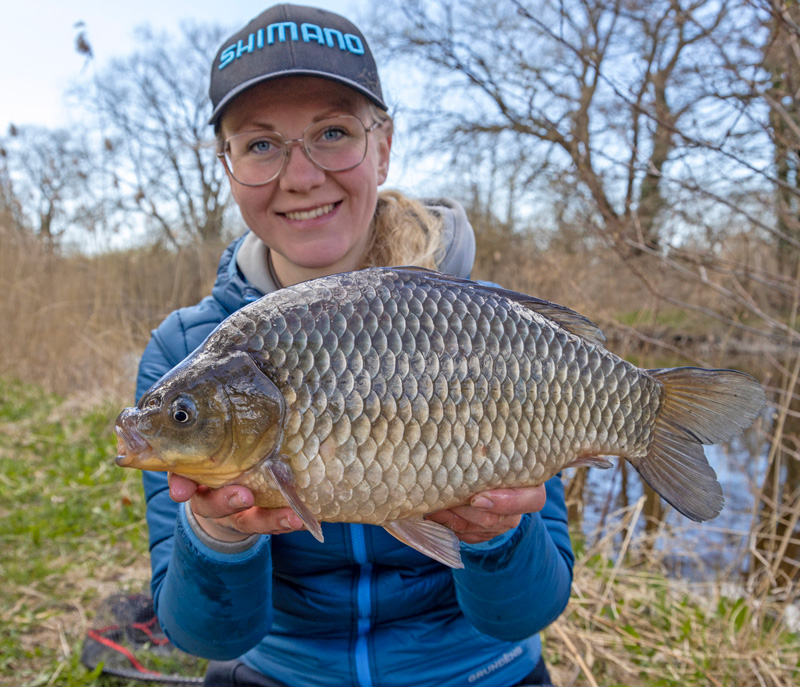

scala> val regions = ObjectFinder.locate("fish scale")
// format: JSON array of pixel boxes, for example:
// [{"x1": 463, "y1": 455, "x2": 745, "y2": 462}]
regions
[
  {"x1": 116, "y1": 267, "x2": 766, "y2": 568},
  {"x1": 230, "y1": 270, "x2": 650, "y2": 522}
]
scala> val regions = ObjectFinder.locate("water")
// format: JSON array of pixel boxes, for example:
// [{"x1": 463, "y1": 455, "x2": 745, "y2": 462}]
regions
[{"x1": 572, "y1": 382, "x2": 774, "y2": 581}]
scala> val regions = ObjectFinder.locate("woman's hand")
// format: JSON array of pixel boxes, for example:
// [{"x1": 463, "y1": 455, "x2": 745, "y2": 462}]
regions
[
  {"x1": 168, "y1": 473, "x2": 305, "y2": 542},
  {"x1": 169, "y1": 474, "x2": 546, "y2": 546},
  {"x1": 425, "y1": 485, "x2": 547, "y2": 545}
]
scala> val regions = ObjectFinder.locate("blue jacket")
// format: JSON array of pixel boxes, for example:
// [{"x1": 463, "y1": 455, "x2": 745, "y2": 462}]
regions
[{"x1": 137, "y1": 234, "x2": 574, "y2": 687}]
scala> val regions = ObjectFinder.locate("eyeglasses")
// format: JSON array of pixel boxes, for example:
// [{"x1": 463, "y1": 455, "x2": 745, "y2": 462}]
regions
[{"x1": 218, "y1": 115, "x2": 382, "y2": 187}]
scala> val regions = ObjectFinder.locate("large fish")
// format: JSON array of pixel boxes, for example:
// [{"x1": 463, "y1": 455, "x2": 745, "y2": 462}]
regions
[{"x1": 115, "y1": 267, "x2": 765, "y2": 568}]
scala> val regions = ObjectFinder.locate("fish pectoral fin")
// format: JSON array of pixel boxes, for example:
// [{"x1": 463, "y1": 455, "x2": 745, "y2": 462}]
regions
[
  {"x1": 564, "y1": 455, "x2": 614, "y2": 470},
  {"x1": 265, "y1": 457, "x2": 324, "y2": 543},
  {"x1": 384, "y1": 519, "x2": 464, "y2": 569}
]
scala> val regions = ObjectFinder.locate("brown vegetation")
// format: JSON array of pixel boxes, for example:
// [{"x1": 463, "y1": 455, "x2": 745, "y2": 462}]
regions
[
  {"x1": 474, "y1": 226, "x2": 792, "y2": 362},
  {"x1": 0, "y1": 224, "x2": 780, "y2": 402},
  {"x1": 0, "y1": 229, "x2": 226, "y2": 402},
  {"x1": 1, "y1": 221, "x2": 797, "y2": 686},
  {"x1": 547, "y1": 501, "x2": 799, "y2": 687}
]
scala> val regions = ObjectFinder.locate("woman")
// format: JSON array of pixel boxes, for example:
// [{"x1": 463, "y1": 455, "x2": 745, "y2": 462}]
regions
[{"x1": 137, "y1": 4, "x2": 573, "y2": 686}]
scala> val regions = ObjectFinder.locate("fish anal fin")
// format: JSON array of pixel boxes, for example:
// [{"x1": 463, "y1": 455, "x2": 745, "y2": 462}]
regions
[
  {"x1": 384, "y1": 519, "x2": 464, "y2": 569},
  {"x1": 565, "y1": 455, "x2": 614, "y2": 470},
  {"x1": 265, "y1": 457, "x2": 323, "y2": 542}
]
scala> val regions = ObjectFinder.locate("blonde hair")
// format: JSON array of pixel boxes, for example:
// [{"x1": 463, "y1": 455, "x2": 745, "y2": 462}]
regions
[
  {"x1": 361, "y1": 189, "x2": 444, "y2": 270},
  {"x1": 359, "y1": 104, "x2": 444, "y2": 269}
]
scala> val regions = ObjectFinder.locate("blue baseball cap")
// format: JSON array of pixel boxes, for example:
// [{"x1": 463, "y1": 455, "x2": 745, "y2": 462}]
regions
[{"x1": 209, "y1": 3, "x2": 387, "y2": 125}]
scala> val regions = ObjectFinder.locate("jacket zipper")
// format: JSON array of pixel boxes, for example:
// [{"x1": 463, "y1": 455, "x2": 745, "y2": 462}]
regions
[{"x1": 350, "y1": 524, "x2": 374, "y2": 687}]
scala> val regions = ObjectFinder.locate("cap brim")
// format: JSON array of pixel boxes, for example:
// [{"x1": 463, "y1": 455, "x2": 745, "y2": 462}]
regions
[{"x1": 208, "y1": 71, "x2": 388, "y2": 126}]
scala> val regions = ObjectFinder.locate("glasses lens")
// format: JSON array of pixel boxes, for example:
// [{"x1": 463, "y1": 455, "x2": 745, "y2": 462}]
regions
[
  {"x1": 222, "y1": 115, "x2": 372, "y2": 186},
  {"x1": 304, "y1": 116, "x2": 368, "y2": 172},
  {"x1": 224, "y1": 131, "x2": 285, "y2": 186}
]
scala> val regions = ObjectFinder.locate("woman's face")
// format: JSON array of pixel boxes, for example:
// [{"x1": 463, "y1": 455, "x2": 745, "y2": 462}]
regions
[{"x1": 219, "y1": 77, "x2": 391, "y2": 286}]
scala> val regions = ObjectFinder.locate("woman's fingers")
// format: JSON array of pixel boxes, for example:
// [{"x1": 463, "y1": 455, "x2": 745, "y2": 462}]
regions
[
  {"x1": 426, "y1": 485, "x2": 547, "y2": 544},
  {"x1": 188, "y1": 484, "x2": 255, "y2": 520},
  {"x1": 167, "y1": 473, "x2": 199, "y2": 502},
  {"x1": 167, "y1": 473, "x2": 305, "y2": 538},
  {"x1": 469, "y1": 485, "x2": 547, "y2": 516},
  {"x1": 226, "y1": 506, "x2": 306, "y2": 536}
]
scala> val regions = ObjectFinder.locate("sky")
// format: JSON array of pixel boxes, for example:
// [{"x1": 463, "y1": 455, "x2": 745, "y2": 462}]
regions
[
  {"x1": 0, "y1": 0, "x2": 434, "y2": 193},
  {"x1": 0, "y1": 0, "x2": 363, "y2": 133}
]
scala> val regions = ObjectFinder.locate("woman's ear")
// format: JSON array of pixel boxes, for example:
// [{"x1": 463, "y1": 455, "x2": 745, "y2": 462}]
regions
[{"x1": 375, "y1": 128, "x2": 392, "y2": 185}]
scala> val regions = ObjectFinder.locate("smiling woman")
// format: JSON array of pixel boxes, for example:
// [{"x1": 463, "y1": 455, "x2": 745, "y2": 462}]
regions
[
  {"x1": 132, "y1": 4, "x2": 572, "y2": 687},
  {"x1": 216, "y1": 77, "x2": 393, "y2": 285}
]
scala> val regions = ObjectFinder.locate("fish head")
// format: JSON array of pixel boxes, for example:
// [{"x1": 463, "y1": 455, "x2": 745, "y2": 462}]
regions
[{"x1": 115, "y1": 349, "x2": 285, "y2": 487}]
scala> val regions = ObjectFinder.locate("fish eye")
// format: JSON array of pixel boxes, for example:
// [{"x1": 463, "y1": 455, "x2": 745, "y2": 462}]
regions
[{"x1": 170, "y1": 397, "x2": 197, "y2": 425}]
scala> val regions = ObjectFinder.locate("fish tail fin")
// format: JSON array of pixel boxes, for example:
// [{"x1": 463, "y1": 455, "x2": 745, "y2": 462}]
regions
[{"x1": 629, "y1": 367, "x2": 765, "y2": 522}]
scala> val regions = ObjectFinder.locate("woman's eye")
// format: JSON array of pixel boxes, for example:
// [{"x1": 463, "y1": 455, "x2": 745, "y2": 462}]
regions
[
  {"x1": 248, "y1": 138, "x2": 276, "y2": 154},
  {"x1": 321, "y1": 127, "x2": 348, "y2": 142}
]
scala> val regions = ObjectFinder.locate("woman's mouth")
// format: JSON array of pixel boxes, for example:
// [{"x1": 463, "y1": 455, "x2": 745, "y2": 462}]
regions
[{"x1": 281, "y1": 202, "x2": 338, "y2": 221}]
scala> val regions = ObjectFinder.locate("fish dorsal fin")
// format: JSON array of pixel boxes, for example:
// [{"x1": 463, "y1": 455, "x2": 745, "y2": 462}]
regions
[
  {"x1": 390, "y1": 267, "x2": 607, "y2": 347},
  {"x1": 514, "y1": 297, "x2": 606, "y2": 346},
  {"x1": 384, "y1": 519, "x2": 464, "y2": 569}
]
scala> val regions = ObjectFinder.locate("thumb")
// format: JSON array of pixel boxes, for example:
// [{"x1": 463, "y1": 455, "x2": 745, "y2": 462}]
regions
[
  {"x1": 470, "y1": 485, "x2": 547, "y2": 515},
  {"x1": 168, "y1": 472, "x2": 199, "y2": 502}
]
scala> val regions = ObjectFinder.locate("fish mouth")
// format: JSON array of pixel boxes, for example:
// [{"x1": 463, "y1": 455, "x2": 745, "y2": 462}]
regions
[{"x1": 114, "y1": 407, "x2": 162, "y2": 470}]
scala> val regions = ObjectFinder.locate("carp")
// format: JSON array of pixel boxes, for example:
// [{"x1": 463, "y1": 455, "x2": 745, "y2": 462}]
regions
[{"x1": 115, "y1": 267, "x2": 766, "y2": 568}]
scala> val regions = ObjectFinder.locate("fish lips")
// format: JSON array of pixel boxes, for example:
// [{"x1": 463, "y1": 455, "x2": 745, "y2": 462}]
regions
[{"x1": 114, "y1": 407, "x2": 163, "y2": 470}]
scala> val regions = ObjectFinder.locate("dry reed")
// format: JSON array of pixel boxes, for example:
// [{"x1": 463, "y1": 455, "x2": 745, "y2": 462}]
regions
[
  {"x1": 546, "y1": 502, "x2": 799, "y2": 687},
  {"x1": 0, "y1": 229, "x2": 226, "y2": 402},
  {"x1": 1, "y1": 229, "x2": 797, "y2": 686}
]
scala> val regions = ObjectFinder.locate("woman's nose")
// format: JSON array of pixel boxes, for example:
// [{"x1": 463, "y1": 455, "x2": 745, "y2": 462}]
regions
[{"x1": 278, "y1": 142, "x2": 327, "y2": 192}]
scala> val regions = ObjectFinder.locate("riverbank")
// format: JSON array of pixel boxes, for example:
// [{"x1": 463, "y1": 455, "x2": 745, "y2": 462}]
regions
[
  {"x1": 0, "y1": 379, "x2": 797, "y2": 687},
  {"x1": 1, "y1": 232, "x2": 796, "y2": 685}
]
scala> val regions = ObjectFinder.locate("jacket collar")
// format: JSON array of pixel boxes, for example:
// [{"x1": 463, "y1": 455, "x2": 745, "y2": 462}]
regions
[
  {"x1": 209, "y1": 235, "x2": 265, "y2": 315},
  {"x1": 209, "y1": 197, "x2": 476, "y2": 314}
]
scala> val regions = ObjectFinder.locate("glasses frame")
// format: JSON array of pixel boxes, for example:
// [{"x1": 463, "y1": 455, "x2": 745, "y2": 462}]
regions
[{"x1": 218, "y1": 115, "x2": 383, "y2": 187}]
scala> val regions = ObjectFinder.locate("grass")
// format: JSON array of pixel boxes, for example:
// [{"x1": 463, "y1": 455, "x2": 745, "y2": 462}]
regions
[
  {"x1": 1, "y1": 379, "x2": 797, "y2": 686},
  {"x1": 545, "y1": 504, "x2": 800, "y2": 687},
  {"x1": 0, "y1": 379, "x2": 205, "y2": 686}
]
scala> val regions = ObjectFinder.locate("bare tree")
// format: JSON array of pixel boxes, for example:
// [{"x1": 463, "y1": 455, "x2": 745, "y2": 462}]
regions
[
  {"x1": 377, "y1": 0, "x2": 799, "y2": 586},
  {"x1": 377, "y1": 0, "x2": 748, "y2": 253},
  {"x1": 742, "y1": 0, "x2": 800, "y2": 593},
  {"x1": 0, "y1": 141, "x2": 23, "y2": 233},
  {"x1": 398, "y1": 0, "x2": 732, "y2": 261},
  {"x1": 77, "y1": 22, "x2": 231, "y2": 246},
  {"x1": 1, "y1": 125, "x2": 101, "y2": 247},
  {"x1": 763, "y1": 0, "x2": 800, "y2": 280}
]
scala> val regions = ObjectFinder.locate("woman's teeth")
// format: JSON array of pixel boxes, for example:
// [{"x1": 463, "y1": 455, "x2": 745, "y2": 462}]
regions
[{"x1": 284, "y1": 203, "x2": 336, "y2": 221}]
